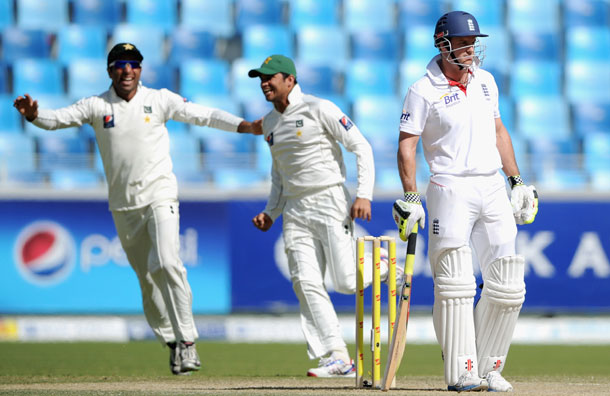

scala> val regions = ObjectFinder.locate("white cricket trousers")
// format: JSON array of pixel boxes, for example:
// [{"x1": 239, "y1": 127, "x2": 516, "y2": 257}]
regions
[
  {"x1": 282, "y1": 184, "x2": 357, "y2": 359},
  {"x1": 112, "y1": 199, "x2": 198, "y2": 345}
]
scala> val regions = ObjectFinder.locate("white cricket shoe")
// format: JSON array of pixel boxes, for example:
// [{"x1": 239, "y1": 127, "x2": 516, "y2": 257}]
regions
[
  {"x1": 485, "y1": 371, "x2": 513, "y2": 392},
  {"x1": 448, "y1": 371, "x2": 489, "y2": 392},
  {"x1": 179, "y1": 341, "x2": 201, "y2": 373},
  {"x1": 306, "y1": 357, "x2": 355, "y2": 378},
  {"x1": 168, "y1": 342, "x2": 191, "y2": 376}
]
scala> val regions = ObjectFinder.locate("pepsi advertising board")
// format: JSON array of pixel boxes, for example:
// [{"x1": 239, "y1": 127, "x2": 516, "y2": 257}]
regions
[{"x1": 0, "y1": 199, "x2": 609, "y2": 314}]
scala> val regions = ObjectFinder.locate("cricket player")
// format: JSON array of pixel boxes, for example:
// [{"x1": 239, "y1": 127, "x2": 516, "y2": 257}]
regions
[
  {"x1": 248, "y1": 55, "x2": 386, "y2": 377},
  {"x1": 13, "y1": 43, "x2": 262, "y2": 376},
  {"x1": 392, "y1": 12, "x2": 538, "y2": 392}
]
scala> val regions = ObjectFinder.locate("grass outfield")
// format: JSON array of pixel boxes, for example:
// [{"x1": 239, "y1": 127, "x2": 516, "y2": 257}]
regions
[{"x1": 0, "y1": 342, "x2": 609, "y2": 395}]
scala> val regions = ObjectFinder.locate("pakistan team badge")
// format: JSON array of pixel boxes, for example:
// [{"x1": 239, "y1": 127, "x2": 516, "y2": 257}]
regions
[
  {"x1": 144, "y1": 106, "x2": 152, "y2": 113},
  {"x1": 296, "y1": 120, "x2": 303, "y2": 127}
]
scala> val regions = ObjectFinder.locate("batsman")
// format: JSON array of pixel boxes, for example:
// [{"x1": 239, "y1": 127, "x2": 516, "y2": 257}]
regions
[{"x1": 392, "y1": 11, "x2": 538, "y2": 392}]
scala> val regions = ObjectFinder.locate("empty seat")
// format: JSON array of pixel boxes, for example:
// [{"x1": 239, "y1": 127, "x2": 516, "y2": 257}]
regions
[
  {"x1": 16, "y1": 0, "x2": 69, "y2": 32},
  {"x1": 294, "y1": 63, "x2": 339, "y2": 96},
  {"x1": 111, "y1": 25, "x2": 166, "y2": 64},
  {"x1": 512, "y1": 31, "x2": 560, "y2": 61},
  {"x1": 68, "y1": 59, "x2": 110, "y2": 99},
  {"x1": 479, "y1": 28, "x2": 511, "y2": 72},
  {"x1": 179, "y1": 59, "x2": 230, "y2": 99},
  {"x1": 169, "y1": 133, "x2": 202, "y2": 175},
  {"x1": 169, "y1": 29, "x2": 216, "y2": 64},
  {"x1": 565, "y1": 27, "x2": 610, "y2": 62},
  {"x1": 235, "y1": 0, "x2": 284, "y2": 31},
  {"x1": 211, "y1": 168, "x2": 267, "y2": 189},
  {"x1": 510, "y1": 61, "x2": 561, "y2": 99},
  {"x1": 242, "y1": 25, "x2": 294, "y2": 60},
  {"x1": 343, "y1": 0, "x2": 396, "y2": 33},
  {"x1": 572, "y1": 102, "x2": 610, "y2": 136},
  {"x1": 37, "y1": 135, "x2": 91, "y2": 171},
  {"x1": 345, "y1": 60, "x2": 397, "y2": 99},
  {"x1": 404, "y1": 26, "x2": 440, "y2": 62},
  {"x1": 49, "y1": 169, "x2": 102, "y2": 189},
  {"x1": 516, "y1": 96, "x2": 571, "y2": 139},
  {"x1": 141, "y1": 63, "x2": 177, "y2": 91},
  {"x1": 507, "y1": 0, "x2": 561, "y2": 33},
  {"x1": 241, "y1": 98, "x2": 273, "y2": 122},
  {"x1": 0, "y1": 0, "x2": 14, "y2": 29},
  {"x1": 528, "y1": 136, "x2": 580, "y2": 171},
  {"x1": 180, "y1": 0, "x2": 234, "y2": 37},
  {"x1": 231, "y1": 58, "x2": 267, "y2": 102},
  {"x1": 498, "y1": 96, "x2": 515, "y2": 133},
  {"x1": 398, "y1": 0, "x2": 446, "y2": 29},
  {"x1": 289, "y1": 0, "x2": 339, "y2": 26},
  {"x1": 189, "y1": 94, "x2": 243, "y2": 137},
  {"x1": 200, "y1": 132, "x2": 256, "y2": 169},
  {"x1": 12, "y1": 59, "x2": 63, "y2": 96},
  {"x1": 535, "y1": 168, "x2": 589, "y2": 190},
  {"x1": 352, "y1": 31, "x2": 400, "y2": 61},
  {"x1": 563, "y1": 0, "x2": 610, "y2": 28},
  {"x1": 72, "y1": 0, "x2": 122, "y2": 29},
  {"x1": 57, "y1": 25, "x2": 107, "y2": 65},
  {"x1": 0, "y1": 63, "x2": 8, "y2": 94},
  {"x1": 0, "y1": 95, "x2": 22, "y2": 134},
  {"x1": 566, "y1": 61, "x2": 610, "y2": 102},
  {"x1": 399, "y1": 59, "x2": 428, "y2": 96},
  {"x1": 126, "y1": 0, "x2": 177, "y2": 33},
  {"x1": 590, "y1": 169, "x2": 610, "y2": 191},
  {"x1": 352, "y1": 95, "x2": 402, "y2": 158},
  {"x1": 1, "y1": 28, "x2": 52, "y2": 61},
  {"x1": 0, "y1": 133, "x2": 36, "y2": 171},
  {"x1": 485, "y1": 66, "x2": 508, "y2": 96},
  {"x1": 452, "y1": 0, "x2": 504, "y2": 30},
  {"x1": 296, "y1": 26, "x2": 348, "y2": 67},
  {"x1": 583, "y1": 132, "x2": 610, "y2": 171}
]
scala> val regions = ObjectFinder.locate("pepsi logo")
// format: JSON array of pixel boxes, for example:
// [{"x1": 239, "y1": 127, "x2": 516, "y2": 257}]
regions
[{"x1": 14, "y1": 221, "x2": 76, "y2": 286}]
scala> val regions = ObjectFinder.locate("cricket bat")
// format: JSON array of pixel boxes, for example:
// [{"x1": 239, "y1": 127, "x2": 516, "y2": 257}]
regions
[{"x1": 381, "y1": 224, "x2": 418, "y2": 391}]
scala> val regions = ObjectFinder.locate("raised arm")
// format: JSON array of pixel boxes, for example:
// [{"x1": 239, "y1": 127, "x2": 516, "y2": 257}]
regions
[{"x1": 13, "y1": 94, "x2": 39, "y2": 121}]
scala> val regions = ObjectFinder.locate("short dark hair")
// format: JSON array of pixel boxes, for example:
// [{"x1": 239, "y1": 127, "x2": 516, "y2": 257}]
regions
[{"x1": 281, "y1": 72, "x2": 298, "y2": 85}]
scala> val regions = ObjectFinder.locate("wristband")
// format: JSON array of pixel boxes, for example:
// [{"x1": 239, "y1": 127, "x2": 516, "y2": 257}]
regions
[
  {"x1": 403, "y1": 191, "x2": 421, "y2": 204},
  {"x1": 507, "y1": 175, "x2": 524, "y2": 189}
]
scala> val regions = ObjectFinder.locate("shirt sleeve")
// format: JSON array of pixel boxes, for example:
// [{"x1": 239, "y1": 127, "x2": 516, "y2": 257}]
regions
[
  {"x1": 318, "y1": 99, "x2": 375, "y2": 201},
  {"x1": 399, "y1": 88, "x2": 429, "y2": 136},
  {"x1": 263, "y1": 157, "x2": 286, "y2": 220},
  {"x1": 163, "y1": 89, "x2": 244, "y2": 132},
  {"x1": 31, "y1": 98, "x2": 92, "y2": 130}
]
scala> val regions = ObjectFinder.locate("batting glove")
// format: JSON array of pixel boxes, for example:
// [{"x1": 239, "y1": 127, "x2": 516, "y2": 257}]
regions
[
  {"x1": 508, "y1": 175, "x2": 539, "y2": 225},
  {"x1": 392, "y1": 192, "x2": 425, "y2": 241}
]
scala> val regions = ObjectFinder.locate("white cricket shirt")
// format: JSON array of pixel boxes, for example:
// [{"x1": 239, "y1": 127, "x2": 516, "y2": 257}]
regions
[
  {"x1": 33, "y1": 83, "x2": 244, "y2": 210},
  {"x1": 399, "y1": 55, "x2": 502, "y2": 176},
  {"x1": 262, "y1": 84, "x2": 375, "y2": 219}
]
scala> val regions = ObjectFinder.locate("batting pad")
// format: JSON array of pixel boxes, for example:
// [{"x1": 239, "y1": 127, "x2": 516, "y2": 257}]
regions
[
  {"x1": 432, "y1": 246, "x2": 479, "y2": 386},
  {"x1": 474, "y1": 255, "x2": 526, "y2": 375}
]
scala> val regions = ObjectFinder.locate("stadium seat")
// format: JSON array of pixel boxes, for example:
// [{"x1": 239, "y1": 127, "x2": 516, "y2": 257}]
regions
[
  {"x1": 294, "y1": 63, "x2": 339, "y2": 96},
  {"x1": 235, "y1": 0, "x2": 284, "y2": 31},
  {"x1": 289, "y1": 0, "x2": 339, "y2": 26},
  {"x1": 0, "y1": 95, "x2": 22, "y2": 134},
  {"x1": 179, "y1": 59, "x2": 230, "y2": 99},
  {"x1": 57, "y1": 25, "x2": 107, "y2": 65},
  {"x1": 343, "y1": 0, "x2": 396, "y2": 32},
  {"x1": 67, "y1": 59, "x2": 111, "y2": 99},
  {"x1": 565, "y1": 27, "x2": 610, "y2": 61},
  {"x1": 399, "y1": 59, "x2": 428, "y2": 96},
  {"x1": 572, "y1": 102, "x2": 610, "y2": 136},
  {"x1": 535, "y1": 168, "x2": 589, "y2": 190},
  {"x1": 49, "y1": 169, "x2": 102, "y2": 189},
  {"x1": 180, "y1": 0, "x2": 234, "y2": 37},
  {"x1": 404, "y1": 26, "x2": 441, "y2": 62},
  {"x1": 0, "y1": 63, "x2": 8, "y2": 94},
  {"x1": 188, "y1": 94, "x2": 244, "y2": 137},
  {"x1": 528, "y1": 136, "x2": 580, "y2": 171},
  {"x1": 507, "y1": 0, "x2": 561, "y2": 33},
  {"x1": 141, "y1": 63, "x2": 177, "y2": 91},
  {"x1": 515, "y1": 96, "x2": 571, "y2": 140},
  {"x1": 296, "y1": 26, "x2": 348, "y2": 68},
  {"x1": 16, "y1": 0, "x2": 69, "y2": 32},
  {"x1": 0, "y1": 133, "x2": 36, "y2": 171},
  {"x1": 126, "y1": 0, "x2": 178, "y2": 33},
  {"x1": 345, "y1": 60, "x2": 398, "y2": 100},
  {"x1": 485, "y1": 66, "x2": 508, "y2": 96},
  {"x1": 211, "y1": 168, "x2": 267, "y2": 189},
  {"x1": 36, "y1": 135, "x2": 91, "y2": 171},
  {"x1": 241, "y1": 99, "x2": 273, "y2": 122},
  {"x1": 352, "y1": 95, "x2": 402, "y2": 158},
  {"x1": 230, "y1": 58, "x2": 267, "y2": 102},
  {"x1": 510, "y1": 61, "x2": 562, "y2": 99},
  {"x1": 0, "y1": 0, "x2": 14, "y2": 29},
  {"x1": 254, "y1": 137, "x2": 272, "y2": 173},
  {"x1": 200, "y1": 131, "x2": 256, "y2": 170},
  {"x1": 480, "y1": 28, "x2": 511, "y2": 73},
  {"x1": 169, "y1": 29, "x2": 216, "y2": 64},
  {"x1": 583, "y1": 132, "x2": 610, "y2": 172},
  {"x1": 566, "y1": 61, "x2": 610, "y2": 102},
  {"x1": 563, "y1": 0, "x2": 610, "y2": 27},
  {"x1": 452, "y1": 0, "x2": 504, "y2": 30},
  {"x1": 169, "y1": 134, "x2": 202, "y2": 175},
  {"x1": 72, "y1": 0, "x2": 122, "y2": 29},
  {"x1": 398, "y1": 0, "x2": 446, "y2": 29},
  {"x1": 111, "y1": 25, "x2": 166, "y2": 64},
  {"x1": 512, "y1": 31, "x2": 561, "y2": 61},
  {"x1": 1, "y1": 28, "x2": 52, "y2": 61},
  {"x1": 12, "y1": 59, "x2": 63, "y2": 96},
  {"x1": 590, "y1": 169, "x2": 610, "y2": 191},
  {"x1": 242, "y1": 25, "x2": 294, "y2": 60},
  {"x1": 352, "y1": 31, "x2": 400, "y2": 61}
]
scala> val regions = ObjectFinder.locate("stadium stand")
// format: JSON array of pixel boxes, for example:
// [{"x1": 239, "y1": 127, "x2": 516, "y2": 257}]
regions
[
  {"x1": 0, "y1": 0, "x2": 13, "y2": 29},
  {"x1": 179, "y1": 59, "x2": 231, "y2": 98},
  {"x1": 12, "y1": 59, "x2": 63, "y2": 96},
  {"x1": 72, "y1": 0, "x2": 122, "y2": 29},
  {"x1": 67, "y1": 59, "x2": 111, "y2": 99},
  {"x1": 180, "y1": 0, "x2": 234, "y2": 37},
  {"x1": 126, "y1": 0, "x2": 178, "y2": 33},
  {"x1": 235, "y1": 0, "x2": 284, "y2": 31},
  {"x1": 242, "y1": 25, "x2": 294, "y2": 59},
  {"x1": 1, "y1": 28, "x2": 52, "y2": 61},
  {"x1": 563, "y1": 0, "x2": 610, "y2": 27},
  {"x1": 352, "y1": 30, "x2": 400, "y2": 61},
  {"x1": 169, "y1": 29, "x2": 217, "y2": 63},
  {"x1": 289, "y1": 0, "x2": 340, "y2": 26},
  {"x1": 57, "y1": 25, "x2": 107, "y2": 65},
  {"x1": 343, "y1": 0, "x2": 396, "y2": 33},
  {"x1": 16, "y1": 0, "x2": 69, "y2": 32}
]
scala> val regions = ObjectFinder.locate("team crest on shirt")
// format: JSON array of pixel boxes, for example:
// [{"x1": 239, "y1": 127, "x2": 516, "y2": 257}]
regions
[
  {"x1": 265, "y1": 132, "x2": 274, "y2": 146},
  {"x1": 143, "y1": 106, "x2": 152, "y2": 113},
  {"x1": 296, "y1": 119, "x2": 303, "y2": 127},
  {"x1": 339, "y1": 115, "x2": 353, "y2": 131},
  {"x1": 103, "y1": 115, "x2": 114, "y2": 128}
]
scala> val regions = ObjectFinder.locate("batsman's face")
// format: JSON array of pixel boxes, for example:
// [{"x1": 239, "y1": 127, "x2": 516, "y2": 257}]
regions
[
  {"x1": 449, "y1": 36, "x2": 477, "y2": 66},
  {"x1": 108, "y1": 59, "x2": 142, "y2": 101},
  {"x1": 259, "y1": 73, "x2": 293, "y2": 104}
]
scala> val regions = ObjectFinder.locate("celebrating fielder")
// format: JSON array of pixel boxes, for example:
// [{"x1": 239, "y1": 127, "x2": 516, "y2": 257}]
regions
[
  {"x1": 14, "y1": 43, "x2": 262, "y2": 376},
  {"x1": 392, "y1": 11, "x2": 538, "y2": 392}
]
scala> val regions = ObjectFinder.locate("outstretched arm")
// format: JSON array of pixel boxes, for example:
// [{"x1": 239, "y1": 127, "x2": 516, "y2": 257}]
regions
[
  {"x1": 237, "y1": 118, "x2": 263, "y2": 135},
  {"x1": 13, "y1": 94, "x2": 38, "y2": 121}
]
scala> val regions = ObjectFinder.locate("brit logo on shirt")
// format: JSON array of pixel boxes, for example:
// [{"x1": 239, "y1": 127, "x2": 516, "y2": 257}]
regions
[
  {"x1": 339, "y1": 115, "x2": 353, "y2": 131},
  {"x1": 401, "y1": 112, "x2": 411, "y2": 122},
  {"x1": 265, "y1": 132, "x2": 274, "y2": 146},
  {"x1": 103, "y1": 115, "x2": 114, "y2": 128}
]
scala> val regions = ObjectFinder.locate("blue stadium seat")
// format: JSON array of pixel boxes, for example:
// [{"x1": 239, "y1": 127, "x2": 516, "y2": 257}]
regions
[
  {"x1": 179, "y1": 59, "x2": 230, "y2": 99},
  {"x1": 180, "y1": 0, "x2": 234, "y2": 37},
  {"x1": 231, "y1": 58, "x2": 267, "y2": 102},
  {"x1": 345, "y1": 60, "x2": 398, "y2": 100},
  {"x1": 49, "y1": 169, "x2": 102, "y2": 189},
  {"x1": 583, "y1": 132, "x2": 610, "y2": 172},
  {"x1": 535, "y1": 168, "x2": 589, "y2": 190},
  {"x1": 352, "y1": 95, "x2": 402, "y2": 158},
  {"x1": 16, "y1": 0, "x2": 69, "y2": 32},
  {"x1": 72, "y1": 0, "x2": 122, "y2": 29},
  {"x1": 241, "y1": 99, "x2": 273, "y2": 122},
  {"x1": 512, "y1": 31, "x2": 560, "y2": 61},
  {"x1": 565, "y1": 27, "x2": 610, "y2": 61},
  {"x1": 294, "y1": 63, "x2": 339, "y2": 96},
  {"x1": 485, "y1": 66, "x2": 508, "y2": 96},
  {"x1": 528, "y1": 136, "x2": 579, "y2": 171},
  {"x1": 590, "y1": 169, "x2": 610, "y2": 191},
  {"x1": 572, "y1": 102, "x2": 610, "y2": 136},
  {"x1": 242, "y1": 25, "x2": 294, "y2": 60},
  {"x1": 507, "y1": 0, "x2": 561, "y2": 33},
  {"x1": 169, "y1": 29, "x2": 216, "y2": 64},
  {"x1": 0, "y1": 95, "x2": 22, "y2": 134},
  {"x1": 452, "y1": 0, "x2": 504, "y2": 30},
  {"x1": 1, "y1": 28, "x2": 52, "y2": 61},
  {"x1": 68, "y1": 59, "x2": 110, "y2": 99},
  {"x1": 211, "y1": 168, "x2": 267, "y2": 189},
  {"x1": 563, "y1": 0, "x2": 610, "y2": 27},
  {"x1": 566, "y1": 61, "x2": 610, "y2": 102},
  {"x1": 352, "y1": 31, "x2": 400, "y2": 61},
  {"x1": 404, "y1": 26, "x2": 440, "y2": 62},
  {"x1": 235, "y1": 0, "x2": 284, "y2": 31},
  {"x1": 289, "y1": 0, "x2": 339, "y2": 26},
  {"x1": 169, "y1": 133, "x2": 202, "y2": 176},
  {"x1": 141, "y1": 63, "x2": 177, "y2": 91},
  {"x1": 296, "y1": 26, "x2": 348, "y2": 67},
  {"x1": 36, "y1": 135, "x2": 91, "y2": 171},
  {"x1": 0, "y1": 63, "x2": 8, "y2": 94},
  {"x1": 509, "y1": 133, "x2": 528, "y2": 173},
  {"x1": 480, "y1": 28, "x2": 511, "y2": 73},
  {"x1": 516, "y1": 96, "x2": 571, "y2": 140},
  {"x1": 12, "y1": 59, "x2": 63, "y2": 96},
  {"x1": 399, "y1": 59, "x2": 427, "y2": 96},
  {"x1": 111, "y1": 25, "x2": 166, "y2": 64},
  {"x1": 126, "y1": 0, "x2": 177, "y2": 33},
  {"x1": 188, "y1": 94, "x2": 243, "y2": 137},
  {"x1": 57, "y1": 25, "x2": 107, "y2": 65},
  {"x1": 0, "y1": 0, "x2": 14, "y2": 29},
  {"x1": 398, "y1": 0, "x2": 446, "y2": 29},
  {"x1": 343, "y1": 0, "x2": 396, "y2": 32},
  {"x1": 200, "y1": 131, "x2": 256, "y2": 170},
  {"x1": 0, "y1": 133, "x2": 36, "y2": 171},
  {"x1": 510, "y1": 61, "x2": 561, "y2": 99}
]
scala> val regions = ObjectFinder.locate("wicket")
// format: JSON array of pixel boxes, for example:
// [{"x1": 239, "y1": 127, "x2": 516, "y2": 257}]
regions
[{"x1": 356, "y1": 236, "x2": 396, "y2": 389}]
